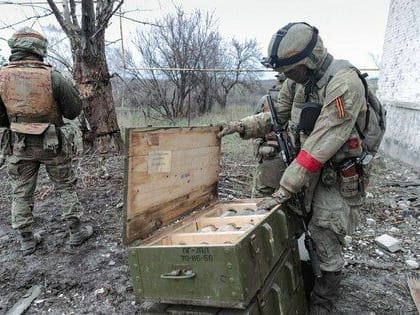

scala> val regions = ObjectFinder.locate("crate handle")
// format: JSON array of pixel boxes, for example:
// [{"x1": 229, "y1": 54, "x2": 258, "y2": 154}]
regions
[
  {"x1": 285, "y1": 261, "x2": 297, "y2": 290},
  {"x1": 262, "y1": 223, "x2": 276, "y2": 260},
  {"x1": 160, "y1": 269, "x2": 196, "y2": 280},
  {"x1": 270, "y1": 283, "x2": 286, "y2": 313}
]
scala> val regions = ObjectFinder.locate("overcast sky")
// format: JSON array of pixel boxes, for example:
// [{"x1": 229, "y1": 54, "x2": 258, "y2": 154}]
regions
[{"x1": 0, "y1": 0, "x2": 390, "y2": 76}]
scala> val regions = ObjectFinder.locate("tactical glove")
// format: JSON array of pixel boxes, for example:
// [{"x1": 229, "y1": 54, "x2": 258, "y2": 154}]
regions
[
  {"x1": 256, "y1": 186, "x2": 292, "y2": 210},
  {"x1": 217, "y1": 121, "x2": 244, "y2": 138}
]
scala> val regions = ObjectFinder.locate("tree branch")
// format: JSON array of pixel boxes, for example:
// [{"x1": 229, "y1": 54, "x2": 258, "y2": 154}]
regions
[
  {"x1": 93, "y1": 0, "x2": 124, "y2": 39},
  {"x1": 81, "y1": 0, "x2": 95, "y2": 38},
  {"x1": 47, "y1": 50, "x2": 73, "y2": 73},
  {"x1": 63, "y1": 0, "x2": 72, "y2": 29},
  {"x1": 0, "y1": 11, "x2": 53, "y2": 30},
  {"x1": 69, "y1": 0, "x2": 80, "y2": 29},
  {"x1": 0, "y1": 1, "x2": 50, "y2": 11},
  {"x1": 46, "y1": 0, "x2": 72, "y2": 36},
  {"x1": 114, "y1": 13, "x2": 162, "y2": 27}
]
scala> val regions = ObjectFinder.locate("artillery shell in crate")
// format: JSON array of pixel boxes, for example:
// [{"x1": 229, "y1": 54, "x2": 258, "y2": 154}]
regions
[
  {"x1": 217, "y1": 223, "x2": 238, "y2": 232},
  {"x1": 235, "y1": 209, "x2": 256, "y2": 216},
  {"x1": 220, "y1": 209, "x2": 237, "y2": 217},
  {"x1": 198, "y1": 225, "x2": 217, "y2": 233}
]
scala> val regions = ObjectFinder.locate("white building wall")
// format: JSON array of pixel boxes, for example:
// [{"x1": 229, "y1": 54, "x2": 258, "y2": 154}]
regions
[{"x1": 377, "y1": 0, "x2": 420, "y2": 169}]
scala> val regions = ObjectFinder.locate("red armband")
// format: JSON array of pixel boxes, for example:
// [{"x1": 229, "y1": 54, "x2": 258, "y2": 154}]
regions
[{"x1": 296, "y1": 150, "x2": 323, "y2": 173}]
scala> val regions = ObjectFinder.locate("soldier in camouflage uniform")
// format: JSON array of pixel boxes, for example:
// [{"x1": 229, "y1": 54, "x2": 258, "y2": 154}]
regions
[
  {"x1": 0, "y1": 27, "x2": 93, "y2": 255},
  {"x1": 219, "y1": 22, "x2": 368, "y2": 314},
  {"x1": 251, "y1": 74, "x2": 287, "y2": 198}
]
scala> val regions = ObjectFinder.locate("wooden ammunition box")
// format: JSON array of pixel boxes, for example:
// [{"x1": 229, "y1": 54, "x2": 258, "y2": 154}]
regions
[{"x1": 124, "y1": 126, "x2": 304, "y2": 310}]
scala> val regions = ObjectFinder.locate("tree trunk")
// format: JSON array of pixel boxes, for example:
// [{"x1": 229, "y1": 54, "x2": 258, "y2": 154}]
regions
[
  {"x1": 218, "y1": 93, "x2": 228, "y2": 109},
  {"x1": 72, "y1": 32, "x2": 123, "y2": 154}
]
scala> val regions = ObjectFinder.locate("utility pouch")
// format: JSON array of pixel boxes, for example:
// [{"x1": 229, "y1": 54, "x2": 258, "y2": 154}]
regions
[
  {"x1": 340, "y1": 162, "x2": 358, "y2": 178},
  {"x1": 42, "y1": 124, "x2": 59, "y2": 152},
  {"x1": 321, "y1": 166, "x2": 337, "y2": 187},
  {"x1": 0, "y1": 127, "x2": 12, "y2": 158},
  {"x1": 337, "y1": 159, "x2": 360, "y2": 197},
  {"x1": 339, "y1": 174, "x2": 359, "y2": 198},
  {"x1": 298, "y1": 102, "x2": 323, "y2": 135},
  {"x1": 59, "y1": 124, "x2": 76, "y2": 156}
]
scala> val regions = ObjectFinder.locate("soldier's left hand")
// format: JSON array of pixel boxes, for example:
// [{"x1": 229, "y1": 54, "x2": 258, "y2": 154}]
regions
[
  {"x1": 217, "y1": 121, "x2": 243, "y2": 138},
  {"x1": 256, "y1": 186, "x2": 292, "y2": 210}
]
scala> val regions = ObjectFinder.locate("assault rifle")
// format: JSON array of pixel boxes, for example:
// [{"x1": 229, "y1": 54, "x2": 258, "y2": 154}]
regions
[{"x1": 266, "y1": 92, "x2": 322, "y2": 278}]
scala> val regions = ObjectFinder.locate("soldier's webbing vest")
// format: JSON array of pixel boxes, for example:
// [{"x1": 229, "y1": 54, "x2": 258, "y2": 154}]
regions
[{"x1": 0, "y1": 61, "x2": 62, "y2": 128}]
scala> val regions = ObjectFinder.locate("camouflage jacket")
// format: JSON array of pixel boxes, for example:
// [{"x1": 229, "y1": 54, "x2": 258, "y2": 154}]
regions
[{"x1": 240, "y1": 59, "x2": 367, "y2": 193}]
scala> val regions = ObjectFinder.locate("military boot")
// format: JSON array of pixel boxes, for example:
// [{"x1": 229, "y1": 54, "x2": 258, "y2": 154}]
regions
[
  {"x1": 18, "y1": 227, "x2": 42, "y2": 256},
  {"x1": 310, "y1": 271, "x2": 342, "y2": 314},
  {"x1": 67, "y1": 218, "x2": 93, "y2": 246}
]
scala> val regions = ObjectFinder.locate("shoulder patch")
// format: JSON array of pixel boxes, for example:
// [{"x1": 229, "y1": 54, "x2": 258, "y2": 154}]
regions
[
  {"x1": 323, "y1": 78, "x2": 350, "y2": 125},
  {"x1": 324, "y1": 81, "x2": 348, "y2": 107}
]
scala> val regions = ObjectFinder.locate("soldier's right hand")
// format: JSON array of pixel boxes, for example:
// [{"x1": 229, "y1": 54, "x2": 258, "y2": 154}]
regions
[
  {"x1": 217, "y1": 121, "x2": 243, "y2": 138},
  {"x1": 256, "y1": 186, "x2": 292, "y2": 210}
]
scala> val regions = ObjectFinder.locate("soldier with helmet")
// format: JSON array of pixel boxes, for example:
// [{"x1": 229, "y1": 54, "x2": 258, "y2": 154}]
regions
[
  {"x1": 251, "y1": 73, "x2": 288, "y2": 198},
  {"x1": 218, "y1": 22, "x2": 368, "y2": 314},
  {"x1": 0, "y1": 27, "x2": 93, "y2": 255}
]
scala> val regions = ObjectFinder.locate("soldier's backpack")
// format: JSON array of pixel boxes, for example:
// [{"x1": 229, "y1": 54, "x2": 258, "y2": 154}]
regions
[{"x1": 355, "y1": 72, "x2": 387, "y2": 156}]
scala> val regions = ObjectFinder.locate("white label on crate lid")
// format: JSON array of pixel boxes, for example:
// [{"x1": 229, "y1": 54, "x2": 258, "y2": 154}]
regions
[{"x1": 148, "y1": 151, "x2": 171, "y2": 173}]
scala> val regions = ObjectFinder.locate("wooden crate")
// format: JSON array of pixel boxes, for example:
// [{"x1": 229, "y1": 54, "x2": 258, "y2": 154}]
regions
[{"x1": 123, "y1": 127, "x2": 297, "y2": 309}]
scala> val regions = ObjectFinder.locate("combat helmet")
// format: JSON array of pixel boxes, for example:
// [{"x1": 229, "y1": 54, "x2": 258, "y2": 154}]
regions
[
  {"x1": 8, "y1": 27, "x2": 48, "y2": 58},
  {"x1": 261, "y1": 22, "x2": 327, "y2": 74}
]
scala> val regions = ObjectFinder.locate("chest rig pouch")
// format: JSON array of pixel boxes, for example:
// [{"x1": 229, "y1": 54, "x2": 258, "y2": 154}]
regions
[{"x1": 297, "y1": 102, "x2": 322, "y2": 135}]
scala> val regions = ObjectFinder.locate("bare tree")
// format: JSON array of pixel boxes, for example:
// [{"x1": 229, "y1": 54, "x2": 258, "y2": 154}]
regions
[
  {"x1": 46, "y1": 0, "x2": 123, "y2": 154},
  {"x1": 128, "y1": 7, "x2": 262, "y2": 118},
  {"x1": 130, "y1": 6, "x2": 221, "y2": 119},
  {"x1": 214, "y1": 38, "x2": 262, "y2": 108}
]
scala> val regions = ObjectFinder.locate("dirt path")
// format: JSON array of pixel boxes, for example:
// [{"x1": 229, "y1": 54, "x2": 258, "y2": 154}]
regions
[{"x1": 0, "y1": 154, "x2": 418, "y2": 314}]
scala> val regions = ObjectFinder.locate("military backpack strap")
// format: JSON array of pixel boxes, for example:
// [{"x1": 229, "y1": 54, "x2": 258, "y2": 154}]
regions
[{"x1": 354, "y1": 71, "x2": 370, "y2": 140}]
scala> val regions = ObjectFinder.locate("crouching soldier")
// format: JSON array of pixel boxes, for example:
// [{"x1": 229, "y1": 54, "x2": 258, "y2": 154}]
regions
[
  {"x1": 250, "y1": 74, "x2": 289, "y2": 198},
  {"x1": 0, "y1": 27, "x2": 93, "y2": 255}
]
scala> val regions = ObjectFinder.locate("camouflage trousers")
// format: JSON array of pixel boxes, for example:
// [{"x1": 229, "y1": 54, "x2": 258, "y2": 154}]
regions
[
  {"x1": 308, "y1": 182, "x2": 362, "y2": 272},
  {"x1": 252, "y1": 157, "x2": 285, "y2": 198},
  {"x1": 7, "y1": 138, "x2": 81, "y2": 230}
]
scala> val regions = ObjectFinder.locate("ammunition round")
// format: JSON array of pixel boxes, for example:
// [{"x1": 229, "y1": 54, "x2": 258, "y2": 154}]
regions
[
  {"x1": 220, "y1": 209, "x2": 237, "y2": 217},
  {"x1": 198, "y1": 225, "x2": 217, "y2": 233},
  {"x1": 217, "y1": 224, "x2": 238, "y2": 232}
]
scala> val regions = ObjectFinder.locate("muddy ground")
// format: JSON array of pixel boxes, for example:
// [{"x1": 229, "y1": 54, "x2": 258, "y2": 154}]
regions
[{"x1": 0, "y1": 151, "x2": 419, "y2": 315}]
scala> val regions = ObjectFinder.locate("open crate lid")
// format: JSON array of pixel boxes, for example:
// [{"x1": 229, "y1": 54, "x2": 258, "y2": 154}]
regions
[{"x1": 123, "y1": 126, "x2": 221, "y2": 245}]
